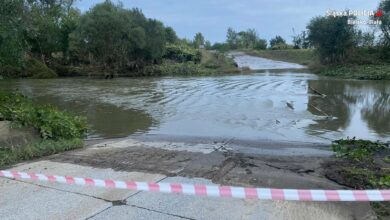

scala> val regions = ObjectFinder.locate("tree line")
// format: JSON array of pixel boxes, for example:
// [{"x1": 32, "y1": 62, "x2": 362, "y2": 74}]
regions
[
  {"x1": 0, "y1": 0, "x2": 215, "y2": 78},
  {"x1": 215, "y1": 0, "x2": 390, "y2": 65}
]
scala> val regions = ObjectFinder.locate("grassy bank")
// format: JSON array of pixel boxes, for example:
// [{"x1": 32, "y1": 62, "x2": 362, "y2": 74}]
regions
[
  {"x1": 0, "y1": 92, "x2": 87, "y2": 167},
  {"x1": 247, "y1": 49, "x2": 390, "y2": 80},
  {"x1": 325, "y1": 138, "x2": 390, "y2": 218}
]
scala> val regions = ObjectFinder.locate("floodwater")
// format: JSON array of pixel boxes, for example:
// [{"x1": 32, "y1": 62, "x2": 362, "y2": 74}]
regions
[{"x1": 1, "y1": 54, "x2": 389, "y2": 142}]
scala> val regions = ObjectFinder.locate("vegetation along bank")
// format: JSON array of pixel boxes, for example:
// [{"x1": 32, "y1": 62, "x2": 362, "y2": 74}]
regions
[{"x1": 0, "y1": 92, "x2": 87, "y2": 167}]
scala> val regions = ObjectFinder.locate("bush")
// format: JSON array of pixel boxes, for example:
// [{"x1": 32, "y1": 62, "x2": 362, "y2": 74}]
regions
[
  {"x1": 164, "y1": 43, "x2": 202, "y2": 63},
  {"x1": 0, "y1": 92, "x2": 87, "y2": 140},
  {"x1": 270, "y1": 43, "x2": 293, "y2": 50},
  {"x1": 331, "y1": 138, "x2": 387, "y2": 161},
  {"x1": 25, "y1": 58, "x2": 57, "y2": 78},
  {"x1": 307, "y1": 16, "x2": 356, "y2": 64}
]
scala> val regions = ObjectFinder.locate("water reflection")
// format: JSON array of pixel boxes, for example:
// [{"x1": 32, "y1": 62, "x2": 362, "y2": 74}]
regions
[{"x1": 307, "y1": 80, "x2": 390, "y2": 139}]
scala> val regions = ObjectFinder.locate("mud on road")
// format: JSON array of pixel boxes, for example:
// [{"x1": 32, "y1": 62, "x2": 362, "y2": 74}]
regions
[{"x1": 48, "y1": 137, "x2": 343, "y2": 190}]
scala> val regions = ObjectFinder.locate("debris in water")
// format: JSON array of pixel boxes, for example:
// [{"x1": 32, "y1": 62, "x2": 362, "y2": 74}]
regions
[
  {"x1": 309, "y1": 86, "x2": 327, "y2": 97},
  {"x1": 286, "y1": 102, "x2": 294, "y2": 110}
]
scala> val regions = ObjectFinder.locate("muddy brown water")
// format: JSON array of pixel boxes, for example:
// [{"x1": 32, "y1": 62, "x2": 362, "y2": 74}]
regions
[{"x1": 0, "y1": 54, "x2": 389, "y2": 143}]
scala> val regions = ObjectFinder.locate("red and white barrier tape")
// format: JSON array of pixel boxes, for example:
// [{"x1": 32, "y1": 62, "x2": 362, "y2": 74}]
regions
[{"x1": 1, "y1": 170, "x2": 389, "y2": 201}]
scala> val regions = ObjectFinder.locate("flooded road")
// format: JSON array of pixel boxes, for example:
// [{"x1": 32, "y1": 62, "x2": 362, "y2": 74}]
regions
[{"x1": 1, "y1": 54, "x2": 389, "y2": 142}]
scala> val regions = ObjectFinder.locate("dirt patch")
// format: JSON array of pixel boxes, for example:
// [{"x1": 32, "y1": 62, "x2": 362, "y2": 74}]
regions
[{"x1": 48, "y1": 143, "x2": 340, "y2": 189}]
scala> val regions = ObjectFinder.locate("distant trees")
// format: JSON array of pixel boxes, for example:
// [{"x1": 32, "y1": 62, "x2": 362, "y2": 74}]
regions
[
  {"x1": 307, "y1": 16, "x2": 356, "y2": 64},
  {"x1": 377, "y1": 0, "x2": 390, "y2": 45},
  {"x1": 225, "y1": 28, "x2": 267, "y2": 50},
  {"x1": 292, "y1": 31, "x2": 310, "y2": 49},
  {"x1": 193, "y1": 32, "x2": 205, "y2": 48},
  {"x1": 269, "y1": 35, "x2": 291, "y2": 50}
]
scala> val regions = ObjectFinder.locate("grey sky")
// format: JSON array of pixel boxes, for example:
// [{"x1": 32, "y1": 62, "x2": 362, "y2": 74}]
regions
[{"x1": 74, "y1": 0, "x2": 381, "y2": 43}]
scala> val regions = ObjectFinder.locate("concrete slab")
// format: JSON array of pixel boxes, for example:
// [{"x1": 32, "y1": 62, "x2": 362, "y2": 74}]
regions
[
  {"x1": 11, "y1": 160, "x2": 166, "y2": 201},
  {"x1": 126, "y1": 177, "x2": 270, "y2": 220},
  {"x1": 92, "y1": 138, "x2": 218, "y2": 154},
  {"x1": 0, "y1": 178, "x2": 110, "y2": 220},
  {"x1": 90, "y1": 205, "x2": 185, "y2": 220},
  {"x1": 127, "y1": 177, "x2": 375, "y2": 220}
]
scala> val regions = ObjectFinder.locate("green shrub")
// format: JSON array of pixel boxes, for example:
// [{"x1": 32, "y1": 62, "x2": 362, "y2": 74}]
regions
[
  {"x1": 164, "y1": 43, "x2": 202, "y2": 63},
  {"x1": 0, "y1": 92, "x2": 87, "y2": 140},
  {"x1": 25, "y1": 58, "x2": 57, "y2": 78},
  {"x1": 270, "y1": 43, "x2": 293, "y2": 50},
  {"x1": 331, "y1": 138, "x2": 387, "y2": 161}
]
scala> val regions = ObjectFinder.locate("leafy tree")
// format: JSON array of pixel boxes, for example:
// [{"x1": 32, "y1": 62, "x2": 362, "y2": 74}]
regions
[
  {"x1": 270, "y1": 36, "x2": 286, "y2": 48},
  {"x1": 377, "y1": 0, "x2": 390, "y2": 45},
  {"x1": 307, "y1": 16, "x2": 356, "y2": 64},
  {"x1": 193, "y1": 32, "x2": 205, "y2": 48},
  {"x1": 254, "y1": 39, "x2": 267, "y2": 50},
  {"x1": 69, "y1": 1, "x2": 170, "y2": 70},
  {"x1": 226, "y1": 27, "x2": 238, "y2": 49},
  {"x1": 237, "y1": 29, "x2": 258, "y2": 48},
  {"x1": 25, "y1": 0, "x2": 76, "y2": 61},
  {"x1": 165, "y1": 27, "x2": 178, "y2": 43},
  {"x1": 204, "y1": 41, "x2": 212, "y2": 49},
  {"x1": 292, "y1": 31, "x2": 310, "y2": 49},
  {"x1": 355, "y1": 31, "x2": 375, "y2": 48},
  {"x1": 0, "y1": 0, "x2": 28, "y2": 68}
]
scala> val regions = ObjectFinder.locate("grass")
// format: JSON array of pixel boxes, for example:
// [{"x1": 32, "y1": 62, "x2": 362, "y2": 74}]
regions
[
  {"x1": 316, "y1": 64, "x2": 390, "y2": 80},
  {"x1": 0, "y1": 139, "x2": 83, "y2": 168},
  {"x1": 331, "y1": 138, "x2": 387, "y2": 161},
  {"x1": 329, "y1": 138, "x2": 390, "y2": 219}
]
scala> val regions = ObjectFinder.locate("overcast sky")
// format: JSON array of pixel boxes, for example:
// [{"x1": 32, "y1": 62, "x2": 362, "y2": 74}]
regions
[{"x1": 74, "y1": 0, "x2": 381, "y2": 43}]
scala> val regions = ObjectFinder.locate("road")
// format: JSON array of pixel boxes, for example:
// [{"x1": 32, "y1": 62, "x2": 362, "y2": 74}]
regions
[{"x1": 0, "y1": 137, "x2": 375, "y2": 220}]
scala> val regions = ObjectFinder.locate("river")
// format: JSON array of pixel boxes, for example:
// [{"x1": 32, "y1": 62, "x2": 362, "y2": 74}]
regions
[{"x1": 1, "y1": 53, "x2": 389, "y2": 143}]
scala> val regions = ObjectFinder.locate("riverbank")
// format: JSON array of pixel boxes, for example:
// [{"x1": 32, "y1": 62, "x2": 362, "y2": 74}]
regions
[
  {"x1": 0, "y1": 92, "x2": 87, "y2": 168},
  {"x1": 1, "y1": 50, "x2": 240, "y2": 79},
  {"x1": 246, "y1": 49, "x2": 390, "y2": 80}
]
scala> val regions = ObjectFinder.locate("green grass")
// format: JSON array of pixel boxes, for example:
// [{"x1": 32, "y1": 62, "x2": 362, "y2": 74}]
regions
[
  {"x1": 0, "y1": 139, "x2": 83, "y2": 168},
  {"x1": 331, "y1": 138, "x2": 387, "y2": 161},
  {"x1": 330, "y1": 138, "x2": 390, "y2": 218},
  {"x1": 316, "y1": 64, "x2": 390, "y2": 80}
]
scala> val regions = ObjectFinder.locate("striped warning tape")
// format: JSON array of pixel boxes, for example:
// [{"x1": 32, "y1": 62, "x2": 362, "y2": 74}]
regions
[{"x1": 1, "y1": 170, "x2": 389, "y2": 201}]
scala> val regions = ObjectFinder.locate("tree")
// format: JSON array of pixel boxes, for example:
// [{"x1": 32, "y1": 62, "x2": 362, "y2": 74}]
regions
[
  {"x1": 0, "y1": 0, "x2": 28, "y2": 68},
  {"x1": 254, "y1": 39, "x2": 267, "y2": 50},
  {"x1": 193, "y1": 32, "x2": 205, "y2": 48},
  {"x1": 377, "y1": 0, "x2": 390, "y2": 45},
  {"x1": 25, "y1": 0, "x2": 77, "y2": 61},
  {"x1": 226, "y1": 27, "x2": 238, "y2": 49},
  {"x1": 355, "y1": 31, "x2": 375, "y2": 48},
  {"x1": 204, "y1": 40, "x2": 212, "y2": 50},
  {"x1": 165, "y1": 27, "x2": 178, "y2": 43},
  {"x1": 270, "y1": 36, "x2": 286, "y2": 48},
  {"x1": 292, "y1": 31, "x2": 310, "y2": 49},
  {"x1": 307, "y1": 16, "x2": 356, "y2": 64}
]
